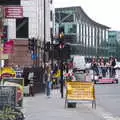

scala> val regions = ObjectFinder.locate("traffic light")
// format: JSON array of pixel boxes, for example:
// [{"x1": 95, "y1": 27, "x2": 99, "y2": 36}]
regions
[
  {"x1": 45, "y1": 42, "x2": 50, "y2": 51},
  {"x1": 1, "y1": 25, "x2": 8, "y2": 43},
  {"x1": 50, "y1": 43, "x2": 60, "y2": 60},
  {"x1": 63, "y1": 44, "x2": 71, "y2": 59},
  {"x1": 59, "y1": 32, "x2": 64, "y2": 44}
]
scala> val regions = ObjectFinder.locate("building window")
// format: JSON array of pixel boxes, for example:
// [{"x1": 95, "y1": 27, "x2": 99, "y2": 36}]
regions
[
  {"x1": 0, "y1": 0, "x2": 20, "y2": 5},
  {"x1": 50, "y1": 0, "x2": 52, "y2": 4},
  {"x1": 16, "y1": 17, "x2": 28, "y2": 38},
  {"x1": 60, "y1": 12, "x2": 74, "y2": 22},
  {"x1": 50, "y1": 11, "x2": 53, "y2": 21},
  {"x1": 64, "y1": 24, "x2": 76, "y2": 34}
]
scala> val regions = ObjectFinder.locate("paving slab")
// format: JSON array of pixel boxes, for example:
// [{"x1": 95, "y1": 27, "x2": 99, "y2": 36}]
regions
[{"x1": 22, "y1": 89, "x2": 105, "y2": 120}]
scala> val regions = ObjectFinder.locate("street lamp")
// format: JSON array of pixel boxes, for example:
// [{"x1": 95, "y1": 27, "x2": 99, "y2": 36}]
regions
[
  {"x1": 59, "y1": 32, "x2": 64, "y2": 98},
  {"x1": 43, "y1": 0, "x2": 46, "y2": 70}
]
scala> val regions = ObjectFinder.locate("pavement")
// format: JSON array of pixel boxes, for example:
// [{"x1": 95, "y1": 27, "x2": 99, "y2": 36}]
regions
[{"x1": 22, "y1": 89, "x2": 105, "y2": 120}]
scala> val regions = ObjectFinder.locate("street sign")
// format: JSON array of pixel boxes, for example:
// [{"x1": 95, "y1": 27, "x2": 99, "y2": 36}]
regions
[
  {"x1": 31, "y1": 54, "x2": 37, "y2": 60},
  {"x1": 4, "y1": 6, "x2": 23, "y2": 19}
]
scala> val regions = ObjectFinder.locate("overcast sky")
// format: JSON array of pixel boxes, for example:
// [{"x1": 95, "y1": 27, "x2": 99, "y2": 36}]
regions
[{"x1": 54, "y1": 0, "x2": 120, "y2": 31}]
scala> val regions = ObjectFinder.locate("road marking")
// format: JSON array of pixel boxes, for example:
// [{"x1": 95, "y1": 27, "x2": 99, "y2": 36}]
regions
[{"x1": 84, "y1": 103, "x2": 120, "y2": 120}]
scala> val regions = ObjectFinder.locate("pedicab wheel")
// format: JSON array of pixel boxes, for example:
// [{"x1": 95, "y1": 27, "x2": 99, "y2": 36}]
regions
[{"x1": 67, "y1": 102, "x2": 76, "y2": 108}]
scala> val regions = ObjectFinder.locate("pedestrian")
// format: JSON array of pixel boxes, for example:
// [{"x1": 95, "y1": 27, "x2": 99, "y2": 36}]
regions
[
  {"x1": 100, "y1": 58, "x2": 106, "y2": 77},
  {"x1": 46, "y1": 73, "x2": 52, "y2": 98},
  {"x1": 91, "y1": 58, "x2": 99, "y2": 76},
  {"x1": 28, "y1": 72, "x2": 34, "y2": 96},
  {"x1": 43, "y1": 66, "x2": 52, "y2": 98}
]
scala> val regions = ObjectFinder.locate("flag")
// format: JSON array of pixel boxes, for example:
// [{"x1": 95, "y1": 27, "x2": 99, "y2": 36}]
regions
[{"x1": 3, "y1": 40, "x2": 14, "y2": 54}]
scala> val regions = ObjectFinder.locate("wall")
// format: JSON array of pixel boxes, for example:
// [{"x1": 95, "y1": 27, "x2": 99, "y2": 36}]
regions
[{"x1": 5, "y1": 0, "x2": 52, "y2": 66}]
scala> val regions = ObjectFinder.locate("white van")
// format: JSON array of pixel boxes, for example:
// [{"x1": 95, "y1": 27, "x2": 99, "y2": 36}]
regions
[{"x1": 72, "y1": 55, "x2": 86, "y2": 70}]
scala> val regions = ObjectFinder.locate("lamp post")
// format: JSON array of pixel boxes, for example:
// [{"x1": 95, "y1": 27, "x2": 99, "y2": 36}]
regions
[
  {"x1": 59, "y1": 32, "x2": 64, "y2": 98},
  {"x1": 43, "y1": 0, "x2": 46, "y2": 70}
]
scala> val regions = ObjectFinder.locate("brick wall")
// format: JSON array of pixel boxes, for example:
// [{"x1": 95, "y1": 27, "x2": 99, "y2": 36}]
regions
[{"x1": 8, "y1": 39, "x2": 33, "y2": 67}]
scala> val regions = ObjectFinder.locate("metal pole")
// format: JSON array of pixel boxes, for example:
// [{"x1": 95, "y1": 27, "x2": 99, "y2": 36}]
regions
[
  {"x1": 60, "y1": 47, "x2": 64, "y2": 98},
  {"x1": 51, "y1": 30, "x2": 53, "y2": 70},
  {"x1": 43, "y1": 0, "x2": 46, "y2": 70}
]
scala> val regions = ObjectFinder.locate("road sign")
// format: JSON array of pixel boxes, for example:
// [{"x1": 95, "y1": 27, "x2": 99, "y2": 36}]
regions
[
  {"x1": 4, "y1": 6, "x2": 23, "y2": 19},
  {"x1": 31, "y1": 54, "x2": 37, "y2": 60},
  {"x1": 65, "y1": 81, "x2": 96, "y2": 108}
]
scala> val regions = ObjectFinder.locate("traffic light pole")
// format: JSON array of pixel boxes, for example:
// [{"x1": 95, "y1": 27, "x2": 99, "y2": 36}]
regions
[
  {"x1": 51, "y1": 32, "x2": 53, "y2": 70},
  {"x1": 43, "y1": 0, "x2": 46, "y2": 70},
  {"x1": 60, "y1": 48, "x2": 64, "y2": 98}
]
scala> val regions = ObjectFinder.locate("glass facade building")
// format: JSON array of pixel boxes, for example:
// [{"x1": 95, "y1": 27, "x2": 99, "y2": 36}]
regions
[
  {"x1": 108, "y1": 31, "x2": 120, "y2": 57},
  {"x1": 55, "y1": 7, "x2": 110, "y2": 57}
]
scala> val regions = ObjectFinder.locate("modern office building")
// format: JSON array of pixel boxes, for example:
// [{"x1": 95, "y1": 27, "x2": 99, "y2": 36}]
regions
[
  {"x1": 108, "y1": 31, "x2": 120, "y2": 57},
  {"x1": 0, "y1": 0, "x2": 53, "y2": 67},
  {"x1": 55, "y1": 6, "x2": 110, "y2": 57}
]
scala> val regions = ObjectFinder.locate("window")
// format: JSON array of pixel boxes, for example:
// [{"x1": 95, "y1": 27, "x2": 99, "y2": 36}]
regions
[
  {"x1": 60, "y1": 12, "x2": 74, "y2": 22},
  {"x1": 64, "y1": 24, "x2": 76, "y2": 34},
  {"x1": 16, "y1": 17, "x2": 28, "y2": 38},
  {"x1": 0, "y1": 0, "x2": 20, "y2": 5},
  {"x1": 59, "y1": 25, "x2": 64, "y2": 33},
  {"x1": 50, "y1": 11, "x2": 53, "y2": 21},
  {"x1": 50, "y1": 0, "x2": 52, "y2": 4}
]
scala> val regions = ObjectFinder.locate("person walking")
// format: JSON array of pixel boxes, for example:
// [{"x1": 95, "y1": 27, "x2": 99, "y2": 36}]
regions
[
  {"x1": 46, "y1": 73, "x2": 52, "y2": 98},
  {"x1": 28, "y1": 72, "x2": 34, "y2": 96},
  {"x1": 43, "y1": 66, "x2": 52, "y2": 98}
]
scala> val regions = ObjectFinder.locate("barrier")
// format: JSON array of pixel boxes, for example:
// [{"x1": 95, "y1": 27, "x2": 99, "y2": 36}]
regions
[{"x1": 65, "y1": 81, "x2": 96, "y2": 108}]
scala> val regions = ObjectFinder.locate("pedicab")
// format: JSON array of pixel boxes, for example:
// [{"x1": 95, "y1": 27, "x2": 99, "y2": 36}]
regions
[{"x1": 91, "y1": 66, "x2": 118, "y2": 84}]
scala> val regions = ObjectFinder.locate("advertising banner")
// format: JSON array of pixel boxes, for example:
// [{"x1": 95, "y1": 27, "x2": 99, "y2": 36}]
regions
[
  {"x1": 66, "y1": 81, "x2": 95, "y2": 101},
  {"x1": 1, "y1": 78, "x2": 24, "y2": 108},
  {"x1": 3, "y1": 40, "x2": 14, "y2": 54},
  {"x1": 4, "y1": 6, "x2": 23, "y2": 19}
]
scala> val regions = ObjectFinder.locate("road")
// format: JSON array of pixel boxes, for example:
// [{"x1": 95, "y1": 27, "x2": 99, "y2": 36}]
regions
[
  {"x1": 86, "y1": 69, "x2": 120, "y2": 120},
  {"x1": 94, "y1": 83, "x2": 120, "y2": 119}
]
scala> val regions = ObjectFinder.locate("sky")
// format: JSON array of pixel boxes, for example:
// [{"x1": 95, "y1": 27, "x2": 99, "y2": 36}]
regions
[{"x1": 53, "y1": 0, "x2": 120, "y2": 31}]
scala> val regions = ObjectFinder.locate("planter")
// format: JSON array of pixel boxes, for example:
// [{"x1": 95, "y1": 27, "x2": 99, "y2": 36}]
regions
[{"x1": 0, "y1": 105, "x2": 24, "y2": 120}]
